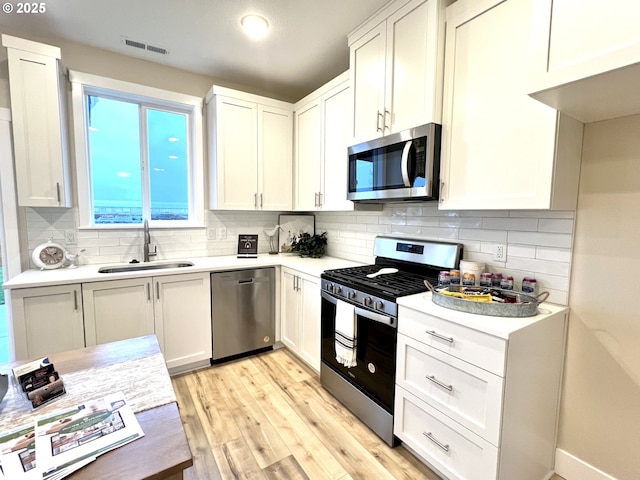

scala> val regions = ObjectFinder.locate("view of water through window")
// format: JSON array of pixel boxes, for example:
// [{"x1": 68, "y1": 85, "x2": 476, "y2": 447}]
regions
[{"x1": 87, "y1": 95, "x2": 189, "y2": 224}]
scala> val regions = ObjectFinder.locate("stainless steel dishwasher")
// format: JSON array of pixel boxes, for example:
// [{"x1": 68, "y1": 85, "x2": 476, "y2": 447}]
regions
[{"x1": 210, "y1": 267, "x2": 275, "y2": 361}]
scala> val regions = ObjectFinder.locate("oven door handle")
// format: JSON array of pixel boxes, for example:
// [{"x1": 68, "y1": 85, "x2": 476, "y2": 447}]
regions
[{"x1": 354, "y1": 307, "x2": 395, "y2": 327}]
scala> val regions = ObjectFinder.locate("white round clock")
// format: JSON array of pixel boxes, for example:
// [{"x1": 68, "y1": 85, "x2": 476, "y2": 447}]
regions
[{"x1": 32, "y1": 239, "x2": 67, "y2": 270}]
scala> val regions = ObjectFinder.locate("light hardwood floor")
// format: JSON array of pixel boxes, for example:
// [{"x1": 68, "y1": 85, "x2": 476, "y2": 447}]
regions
[{"x1": 172, "y1": 347, "x2": 565, "y2": 480}]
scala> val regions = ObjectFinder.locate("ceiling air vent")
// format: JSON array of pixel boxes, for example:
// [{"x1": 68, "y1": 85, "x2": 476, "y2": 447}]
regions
[{"x1": 120, "y1": 36, "x2": 169, "y2": 56}]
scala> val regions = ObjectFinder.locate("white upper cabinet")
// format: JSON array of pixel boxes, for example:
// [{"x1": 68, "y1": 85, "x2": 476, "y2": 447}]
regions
[
  {"x1": 439, "y1": 0, "x2": 584, "y2": 211},
  {"x1": 2, "y1": 34, "x2": 71, "y2": 207},
  {"x1": 294, "y1": 71, "x2": 352, "y2": 211},
  {"x1": 348, "y1": 0, "x2": 450, "y2": 144},
  {"x1": 206, "y1": 86, "x2": 293, "y2": 211},
  {"x1": 528, "y1": 0, "x2": 640, "y2": 123}
]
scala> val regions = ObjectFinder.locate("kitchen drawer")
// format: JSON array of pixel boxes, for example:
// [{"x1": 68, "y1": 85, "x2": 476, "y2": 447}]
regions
[
  {"x1": 397, "y1": 333, "x2": 504, "y2": 445},
  {"x1": 394, "y1": 386, "x2": 499, "y2": 480},
  {"x1": 399, "y1": 306, "x2": 507, "y2": 375}
]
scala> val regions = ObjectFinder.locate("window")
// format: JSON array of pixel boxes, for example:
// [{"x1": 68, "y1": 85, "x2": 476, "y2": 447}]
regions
[{"x1": 70, "y1": 71, "x2": 204, "y2": 228}]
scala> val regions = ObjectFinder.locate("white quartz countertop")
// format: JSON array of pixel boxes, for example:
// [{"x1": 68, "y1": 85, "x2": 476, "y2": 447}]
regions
[
  {"x1": 398, "y1": 292, "x2": 569, "y2": 339},
  {"x1": 3, "y1": 254, "x2": 363, "y2": 289}
]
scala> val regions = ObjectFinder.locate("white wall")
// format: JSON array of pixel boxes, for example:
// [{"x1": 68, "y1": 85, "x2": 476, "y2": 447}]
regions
[{"x1": 556, "y1": 114, "x2": 640, "y2": 480}]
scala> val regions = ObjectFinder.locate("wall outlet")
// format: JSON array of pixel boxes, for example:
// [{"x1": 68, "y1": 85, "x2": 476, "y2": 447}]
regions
[
  {"x1": 65, "y1": 230, "x2": 77, "y2": 245},
  {"x1": 207, "y1": 228, "x2": 216, "y2": 239},
  {"x1": 493, "y1": 243, "x2": 506, "y2": 262},
  {"x1": 219, "y1": 227, "x2": 227, "y2": 239}
]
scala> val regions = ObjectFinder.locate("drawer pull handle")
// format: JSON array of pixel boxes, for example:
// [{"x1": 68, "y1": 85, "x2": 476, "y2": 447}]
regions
[
  {"x1": 426, "y1": 375, "x2": 453, "y2": 392},
  {"x1": 426, "y1": 330, "x2": 454, "y2": 343},
  {"x1": 423, "y1": 431, "x2": 450, "y2": 452}
]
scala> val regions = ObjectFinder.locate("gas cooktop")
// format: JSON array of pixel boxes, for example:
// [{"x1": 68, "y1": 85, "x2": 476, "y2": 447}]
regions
[
  {"x1": 322, "y1": 236, "x2": 463, "y2": 300},
  {"x1": 322, "y1": 264, "x2": 435, "y2": 298}
]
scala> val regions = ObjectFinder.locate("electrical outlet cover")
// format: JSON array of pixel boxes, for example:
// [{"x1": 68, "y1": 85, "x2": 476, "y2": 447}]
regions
[
  {"x1": 493, "y1": 244, "x2": 506, "y2": 262},
  {"x1": 65, "y1": 230, "x2": 77, "y2": 245}
]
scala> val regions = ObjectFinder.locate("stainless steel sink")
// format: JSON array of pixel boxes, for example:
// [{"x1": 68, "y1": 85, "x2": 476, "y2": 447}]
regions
[{"x1": 98, "y1": 261, "x2": 194, "y2": 273}]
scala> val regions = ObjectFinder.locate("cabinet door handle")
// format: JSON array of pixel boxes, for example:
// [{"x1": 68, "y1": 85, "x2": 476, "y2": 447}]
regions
[
  {"x1": 426, "y1": 375, "x2": 453, "y2": 392},
  {"x1": 318, "y1": 192, "x2": 323, "y2": 207},
  {"x1": 426, "y1": 330, "x2": 454, "y2": 343},
  {"x1": 254, "y1": 193, "x2": 258, "y2": 209},
  {"x1": 156, "y1": 282, "x2": 160, "y2": 300},
  {"x1": 439, "y1": 181, "x2": 445, "y2": 203},
  {"x1": 376, "y1": 111, "x2": 383, "y2": 132},
  {"x1": 423, "y1": 431, "x2": 450, "y2": 452},
  {"x1": 147, "y1": 283, "x2": 151, "y2": 301},
  {"x1": 56, "y1": 182, "x2": 61, "y2": 203},
  {"x1": 384, "y1": 109, "x2": 391, "y2": 131},
  {"x1": 260, "y1": 193, "x2": 263, "y2": 208},
  {"x1": 73, "y1": 290, "x2": 78, "y2": 311}
]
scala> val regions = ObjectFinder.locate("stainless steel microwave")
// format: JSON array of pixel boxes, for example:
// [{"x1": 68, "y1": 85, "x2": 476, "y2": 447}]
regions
[{"x1": 347, "y1": 123, "x2": 441, "y2": 202}]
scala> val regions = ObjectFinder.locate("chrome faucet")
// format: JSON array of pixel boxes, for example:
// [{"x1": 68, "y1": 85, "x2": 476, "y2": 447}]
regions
[{"x1": 143, "y1": 219, "x2": 157, "y2": 262}]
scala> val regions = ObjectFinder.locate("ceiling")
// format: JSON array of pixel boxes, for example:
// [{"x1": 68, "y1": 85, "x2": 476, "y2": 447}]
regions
[{"x1": 0, "y1": 0, "x2": 391, "y2": 101}]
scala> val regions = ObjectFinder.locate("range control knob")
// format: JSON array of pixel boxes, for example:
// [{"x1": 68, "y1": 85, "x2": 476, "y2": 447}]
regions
[
  {"x1": 333, "y1": 286, "x2": 342, "y2": 295},
  {"x1": 325, "y1": 283, "x2": 333, "y2": 293},
  {"x1": 374, "y1": 301, "x2": 384, "y2": 311},
  {"x1": 363, "y1": 297, "x2": 373, "y2": 307},
  {"x1": 348, "y1": 291, "x2": 357, "y2": 300}
]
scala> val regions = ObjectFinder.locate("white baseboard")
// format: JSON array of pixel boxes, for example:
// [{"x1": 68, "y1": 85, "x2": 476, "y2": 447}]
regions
[{"x1": 555, "y1": 448, "x2": 618, "y2": 480}]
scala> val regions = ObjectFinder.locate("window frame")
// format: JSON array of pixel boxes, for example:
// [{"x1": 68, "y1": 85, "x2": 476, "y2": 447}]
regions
[{"x1": 70, "y1": 70, "x2": 205, "y2": 229}]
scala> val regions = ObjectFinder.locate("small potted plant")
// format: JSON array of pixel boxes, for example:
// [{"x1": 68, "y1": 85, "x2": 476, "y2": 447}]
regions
[{"x1": 290, "y1": 232, "x2": 328, "y2": 258}]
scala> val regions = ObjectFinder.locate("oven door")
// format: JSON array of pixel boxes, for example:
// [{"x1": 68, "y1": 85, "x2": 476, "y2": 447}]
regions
[{"x1": 320, "y1": 291, "x2": 397, "y2": 413}]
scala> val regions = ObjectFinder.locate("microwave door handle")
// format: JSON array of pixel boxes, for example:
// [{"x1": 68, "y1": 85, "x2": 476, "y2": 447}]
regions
[{"x1": 401, "y1": 140, "x2": 413, "y2": 187}]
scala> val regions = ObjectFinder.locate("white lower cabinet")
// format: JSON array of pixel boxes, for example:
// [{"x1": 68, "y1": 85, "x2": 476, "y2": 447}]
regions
[
  {"x1": 10, "y1": 284, "x2": 84, "y2": 360},
  {"x1": 83, "y1": 272, "x2": 211, "y2": 372},
  {"x1": 395, "y1": 388, "x2": 498, "y2": 480},
  {"x1": 395, "y1": 303, "x2": 568, "y2": 480},
  {"x1": 82, "y1": 278, "x2": 155, "y2": 346},
  {"x1": 152, "y1": 273, "x2": 211, "y2": 371},
  {"x1": 280, "y1": 267, "x2": 321, "y2": 372}
]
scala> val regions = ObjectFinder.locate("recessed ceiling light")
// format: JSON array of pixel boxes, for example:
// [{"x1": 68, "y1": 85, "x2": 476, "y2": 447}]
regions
[
  {"x1": 168, "y1": 155, "x2": 178, "y2": 159},
  {"x1": 168, "y1": 137, "x2": 179, "y2": 142},
  {"x1": 241, "y1": 14, "x2": 269, "y2": 40},
  {"x1": 117, "y1": 172, "x2": 130, "y2": 178}
]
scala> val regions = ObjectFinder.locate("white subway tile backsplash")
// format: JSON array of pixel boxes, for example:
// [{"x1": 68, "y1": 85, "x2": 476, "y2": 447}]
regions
[
  {"x1": 439, "y1": 216, "x2": 482, "y2": 229},
  {"x1": 317, "y1": 204, "x2": 576, "y2": 306},
  {"x1": 507, "y1": 256, "x2": 570, "y2": 277},
  {"x1": 22, "y1": 203, "x2": 576, "y2": 306},
  {"x1": 507, "y1": 244, "x2": 536, "y2": 259},
  {"x1": 536, "y1": 246, "x2": 572, "y2": 262},
  {"x1": 482, "y1": 217, "x2": 538, "y2": 231},
  {"x1": 538, "y1": 218, "x2": 574, "y2": 234},
  {"x1": 459, "y1": 228, "x2": 508, "y2": 243},
  {"x1": 508, "y1": 231, "x2": 573, "y2": 248},
  {"x1": 420, "y1": 226, "x2": 459, "y2": 239}
]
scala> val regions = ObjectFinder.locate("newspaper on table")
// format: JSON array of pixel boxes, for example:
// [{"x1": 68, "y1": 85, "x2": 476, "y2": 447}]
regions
[{"x1": 0, "y1": 392, "x2": 143, "y2": 479}]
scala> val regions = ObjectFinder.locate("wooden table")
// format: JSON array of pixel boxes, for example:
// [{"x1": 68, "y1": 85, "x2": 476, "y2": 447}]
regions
[{"x1": 6, "y1": 335, "x2": 193, "y2": 480}]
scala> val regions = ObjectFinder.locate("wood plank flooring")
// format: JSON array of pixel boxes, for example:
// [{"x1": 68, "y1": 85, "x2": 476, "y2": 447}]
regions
[{"x1": 172, "y1": 347, "x2": 566, "y2": 480}]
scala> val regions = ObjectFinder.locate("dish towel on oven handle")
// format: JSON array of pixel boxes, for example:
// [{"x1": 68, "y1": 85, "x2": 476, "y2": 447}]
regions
[{"x1": 335, "y1": 299, "x2": 357, "y2": 368}]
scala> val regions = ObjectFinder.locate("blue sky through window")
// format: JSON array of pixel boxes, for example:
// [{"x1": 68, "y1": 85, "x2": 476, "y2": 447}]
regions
[{"x1": 87, "y1": 95, "x2": 189, "y2": 224}]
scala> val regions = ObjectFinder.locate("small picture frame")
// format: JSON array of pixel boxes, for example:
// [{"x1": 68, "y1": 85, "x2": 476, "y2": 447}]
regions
[{"x1": 237, "y1": 234, "x2": 258, "y2": 258}]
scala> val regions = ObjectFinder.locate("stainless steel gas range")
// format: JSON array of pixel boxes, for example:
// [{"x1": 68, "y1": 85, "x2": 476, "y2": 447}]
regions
[{"x1": 320, "y1": 236, "x2": 462, "y2": 446}]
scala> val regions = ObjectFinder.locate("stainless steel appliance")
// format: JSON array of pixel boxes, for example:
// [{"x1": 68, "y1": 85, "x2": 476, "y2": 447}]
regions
[
  {"x1": 320, "y1": 236, "x2": 462, "y2": 446},
  {"x1": 348, "y1": 123, "x2": 441, "y2": 203},
  {"x1": 211, "y1": 267, "x2": 275, "y2": 361}
]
